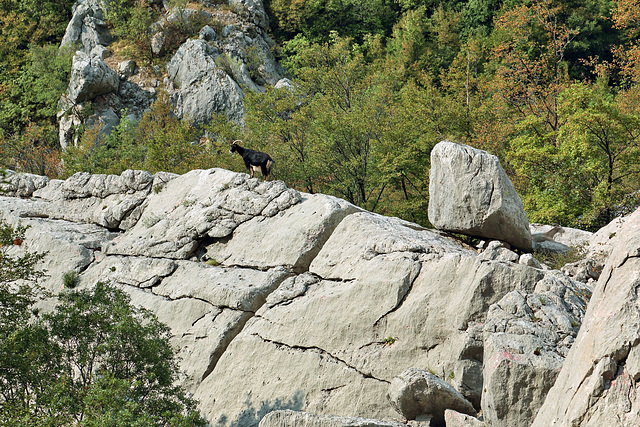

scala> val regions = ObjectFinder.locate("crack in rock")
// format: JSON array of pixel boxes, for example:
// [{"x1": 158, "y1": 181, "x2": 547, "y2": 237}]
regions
[
  {"x1": 254, "y1": 333, "x2": 390, "y2": 384},
  {"x1": 373, "y1": 263, "x2": 422, "y2": 329}
]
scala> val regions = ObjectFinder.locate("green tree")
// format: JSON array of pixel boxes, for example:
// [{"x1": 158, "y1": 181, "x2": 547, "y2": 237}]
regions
[
  {"x1": 0, "y1": 216, "x2": 206, "y2": 425},
  {"x1": 42, "y1": 282, "x2": 206, "y2": 426},
  {"x1": 556, "y1": 82, "x2": 640, "y2": 226}
]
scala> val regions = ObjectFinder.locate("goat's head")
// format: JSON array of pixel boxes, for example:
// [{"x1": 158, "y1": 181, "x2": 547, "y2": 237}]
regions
[{"x1": 229, "y1": 140, "x2": 242, "y2": 154}]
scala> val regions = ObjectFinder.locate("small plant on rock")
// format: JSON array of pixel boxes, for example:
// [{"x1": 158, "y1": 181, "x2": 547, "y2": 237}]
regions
[
  {"x1": 383, "y1": 336, "x2": 396, "y2": 345},
  {"x1": 63, "y1": 271, "x2": 79, "y2": 289}
]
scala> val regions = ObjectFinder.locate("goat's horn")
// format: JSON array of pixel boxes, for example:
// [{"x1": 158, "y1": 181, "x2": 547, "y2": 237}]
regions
[{"x1": 232, "y1": 139, "x2": 242, "y2": 144}]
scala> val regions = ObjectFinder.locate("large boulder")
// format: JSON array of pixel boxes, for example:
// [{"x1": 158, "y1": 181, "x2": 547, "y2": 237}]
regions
[
  {"x1": 57, "y1": 50, "x2": 122, "y2": 148},
  {"x1": 482, "y1": 272, "x2": 591, "y2": 426},
  {"x1": 428, "y1": 141, "x2": 533, "y2": 252},
  {"x1": 532, "y1": 206, "x2": 640, "y2": 426},
  {"x1": 65, "y1": 51, "x2": 119, "y2": 104},
  {"x1": 387, "y1": 368, "x2": 475, "y2": 423}
]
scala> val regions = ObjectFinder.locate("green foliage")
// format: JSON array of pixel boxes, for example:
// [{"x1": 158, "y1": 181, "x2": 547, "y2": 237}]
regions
[
  {"x1": 0, "y1": 0, "x2": 74, "y2": 174},
  {"x1": 62, "y1": 270, "x2": 79, "y2": 289},
  {"x1": 269, "y1": 0, "x2": 399, "y2": 43},
  {"x1": 40, "y1": 282, "x2": 206, "y2": 426},
  {"x1": 63, "y1": 94, "x2": 221, "y2": 177},
  {"x1": 0, "y1": 218, "x2": 45, "y2": 286},
  {"x1": 0, "y1": 219, "x2": 205, "y2": 425},
  {"x1": 105, "y1": 0, "x2": 159, "y2": 62}
]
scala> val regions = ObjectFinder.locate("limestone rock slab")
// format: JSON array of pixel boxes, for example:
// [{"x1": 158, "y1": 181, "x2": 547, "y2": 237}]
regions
[
  {"x1": 205, "y1": 193, "x2": 361, "y2": 272},
  {"x1": 259, "y1": 410, "x2": 408, "y2": 427},
  {"x1": 193, "y1": 212, "x2": 551, "y2": 425},
  {"x1": 428, "y1": 141, "x2": 532, "y2": 251},
  {"x1": 104, "y1": 169, "x2": 301, "y2": 259}
]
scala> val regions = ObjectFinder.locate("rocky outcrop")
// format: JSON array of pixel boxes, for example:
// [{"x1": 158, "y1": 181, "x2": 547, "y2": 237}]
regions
[
  {"x1": 428, "y1": 141, "x2": 533, "y2": 252},
  {"x1": 65, "y1": 51, "x2": 119, "y2": 104},
  {"x1": 60, "y1": 0, "x2": 111, "y2": 54},
  {"x1": 167, "y1": 39, "x2": 245, "y2": 123},
  {"x1": 58, "y1": 0, "x2": 285, "y2": 146},
  {"x1": 532, "y1": 206, "x2": 640, "y2": 426},
  {"x1": 57, "y1": 49, "x2": 155, "y2": 148},
  {"x1": 5, "y1": 167, "x2": 636, "y2": 426}
]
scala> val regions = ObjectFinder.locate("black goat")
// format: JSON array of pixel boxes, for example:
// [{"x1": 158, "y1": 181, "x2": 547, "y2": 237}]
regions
[{"x1": 229, "y1": 140, "x2": 274, "y2": 180}]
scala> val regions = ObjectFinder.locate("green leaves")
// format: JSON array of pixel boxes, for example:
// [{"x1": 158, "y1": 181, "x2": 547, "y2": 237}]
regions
[{"x1": 0, "y1": 220, "x2": 205, "y2": 425}]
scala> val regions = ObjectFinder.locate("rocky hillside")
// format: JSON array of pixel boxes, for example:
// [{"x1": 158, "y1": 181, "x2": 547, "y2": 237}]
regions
[
  {"x1": 2, "y1": 141, "x2": 637, "y2": 426},
  {"x1": 57, "y1": 0, "x2": 287, "y2": 148}
]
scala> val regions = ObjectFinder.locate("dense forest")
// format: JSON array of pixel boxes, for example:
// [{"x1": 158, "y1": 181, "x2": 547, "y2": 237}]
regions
[{"x1": 1, "y1": 0, "x2": 640, "y2": 231}]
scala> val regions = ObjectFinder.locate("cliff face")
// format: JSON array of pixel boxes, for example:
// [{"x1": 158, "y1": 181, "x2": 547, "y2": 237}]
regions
[{"x1": 3, "y1": 164, "x2": 624, "y2": 426}]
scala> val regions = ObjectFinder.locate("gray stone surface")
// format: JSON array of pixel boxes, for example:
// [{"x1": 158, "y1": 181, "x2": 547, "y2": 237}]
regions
[
  {"x1": 65, "y1": 51, "x2": 119, "y2": 104},
  {"x1": 194, "y1": 212, "x2": 549, "y2": 425},
  {"x1": 259, "y1": 410, "x2": 408, "y2": 427},
  {"x1": 532, "y1": 206, "x2": 640, "y2": 427},
  {"x1": 428, "y1": 141, "x2": 533, "y2": 251},
  {"x1": 205, "y1": 193, "x2": 361, "y2": 272},
  {"x1": 387, "y1": 368, "x2": 475, "y2": 423},
  {"x1": 60, "y1": 0, "x2": 111, "y2": 53},
  {"x1": 167, "y1": 39, "x2": 245, "y2": 123},
  {"x1": 444, "y1": 409, "x2": 485, "y2": 427},
  {"x1": 0, "y1": 171, "x2": 50, "y2": 197},
  {"x1": 530, "y1": 223, "x2": 592, "y2": 250},
  {"x1": 104, "y1": 168, "x2": 301, "y2": 258},
  {"x1": 483, "y1": 272, "x2": 592, "y2": 426}
]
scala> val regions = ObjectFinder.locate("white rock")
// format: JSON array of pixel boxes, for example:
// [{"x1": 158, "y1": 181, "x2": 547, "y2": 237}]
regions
[{"x1": 428, "y1": 141, "x2": 533, "y2": 251}]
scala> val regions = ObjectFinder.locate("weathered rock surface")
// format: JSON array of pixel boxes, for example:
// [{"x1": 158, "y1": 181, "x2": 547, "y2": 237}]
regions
[
  {"x1": 2, "y1": 167, "x2": 631, "y2": 427},
  {"x1": 428, "y1": 141, "x2": 533, "y2": 252},
  {"x1": 104, "y1": 168, "x2": 301, "y2": 258},
  {"x1": 387, "y1": 368, "x2": 475, "y2": 423},
  {"x1": 205, "y1": 193, "x2": 362, "y2": 272},
  {"x1": 193, "y1": 209, "x2": 567, "y2": 425},
  {"x1": 259, "y1": 410, "x2": 408, "y2": 427},
  {"x1": 530, "y1": 223, "x2": 592, "y2": 250},
  {"x1": 482, "y1": 272, "x2": 591, "y2": 426},
  {"x1": 60, "y1": 0, "x2": 111, "y2": 53},
  {"x1": 444, "y1": 410, "x2": 485, "y2": 427},
  {"x1": 65, "y1": 51, "x2": 120, "y2": 104},
  {"x1": 167, "y1": 39, "x2": 245, "y2": 123},
  {"x1": 532, "y1": 206, "x2": 640, "y2": 426}
]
